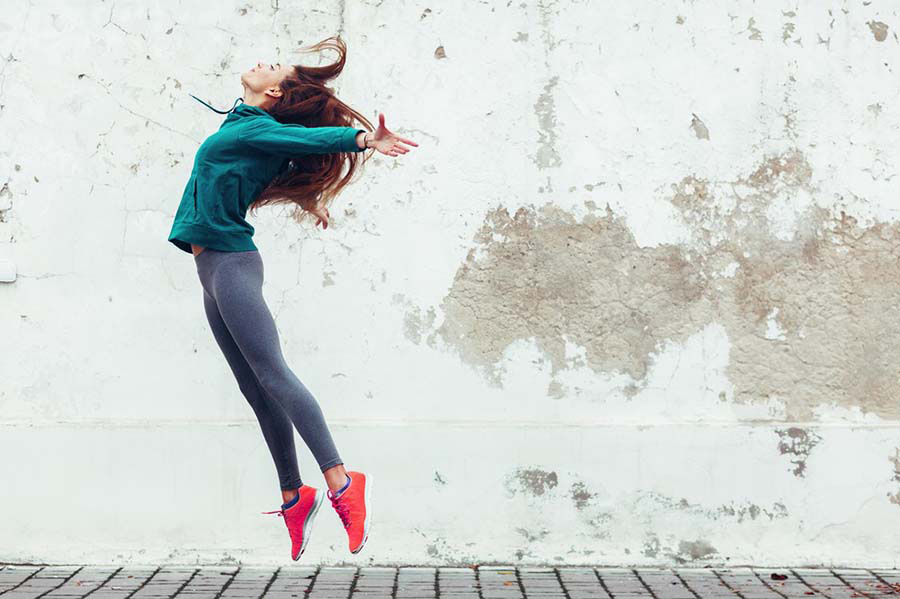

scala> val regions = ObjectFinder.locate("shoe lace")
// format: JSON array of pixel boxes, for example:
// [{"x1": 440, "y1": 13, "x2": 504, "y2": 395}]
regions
[
  {"x1": 261, "y1": 506, "x2": 305, "y2": 542},
  {"x1": 330, "y1": 495, "x2": 352, "y2": 529}
]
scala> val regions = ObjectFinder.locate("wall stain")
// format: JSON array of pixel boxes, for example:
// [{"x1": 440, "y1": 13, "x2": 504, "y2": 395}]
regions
[
  {"x1": 416, "y1": 148, "x2": 900, "y2": 421},
  {"x1": 775, "y1": 427, "x2": 822, "y2": 477}
]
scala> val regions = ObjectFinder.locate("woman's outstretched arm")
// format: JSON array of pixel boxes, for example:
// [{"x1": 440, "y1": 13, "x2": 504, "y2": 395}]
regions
[{"x1": 238, "y1": 117, "x2": 368, "y2": 155}]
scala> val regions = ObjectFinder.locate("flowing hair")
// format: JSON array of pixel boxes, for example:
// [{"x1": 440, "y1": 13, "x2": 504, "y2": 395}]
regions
[{"x1": 248, "y1": 35, "x2": 374, "y2": 223}]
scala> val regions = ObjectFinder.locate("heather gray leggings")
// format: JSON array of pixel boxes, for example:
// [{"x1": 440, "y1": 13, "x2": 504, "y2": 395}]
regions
[{"x1": 194, "y1": 248, "x2": 343, "y2": 491}]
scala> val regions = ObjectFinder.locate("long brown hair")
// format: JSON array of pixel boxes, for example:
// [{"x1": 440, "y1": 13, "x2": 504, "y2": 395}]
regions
[{"x1": 248, "y1": 36, "x2": 374, "y2": 223}]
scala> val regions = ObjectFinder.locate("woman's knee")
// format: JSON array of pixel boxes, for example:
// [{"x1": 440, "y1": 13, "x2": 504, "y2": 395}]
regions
[
  {"x1": 254, "y1": 365, "x2": 289, "y2": 399},
  {"x1": 237, "y1": 379, "x2": 267, "y2": 408}
]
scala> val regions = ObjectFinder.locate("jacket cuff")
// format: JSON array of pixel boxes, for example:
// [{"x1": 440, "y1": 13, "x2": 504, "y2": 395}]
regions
[{"x1": 341, "y1": 128, "x2": 366, "y2": 152}]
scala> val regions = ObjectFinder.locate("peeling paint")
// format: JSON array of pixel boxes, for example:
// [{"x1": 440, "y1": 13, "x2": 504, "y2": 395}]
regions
[
  {"x1": 533, "y1": 76, "x2": 561, "y2": 170},
  {"x1": 746, "y1": 17, "x2": 763, "y2": 41},
  {"x1": 516, "y1": 526, "x2": 550, "y2": 543},
  {"x1": 867, "y1": 20, "x2": 889, "y2": 42},
  {"x1": 638, "y1": 490, "x2": 788, "y2": 523},
  {"x1": 676, "y1": 539, "x2": 718, "y2": 561},
  {"x1": 642, "y1": 535, "x2": 660, "y2": 558},
  {"x1": 506, "y1": 467, "x2": 559, "y2": 497},
  {"x1": 776, "y1": 427, "x2": 822, "y2": 477},
  {"x1": 690, "y1": 113, "x2": 709, "y2": 140},
  {"x1": 416, "y1": 148, "x2": 900, "y2": 421},
  {"x1": 889, "y1": 448, "x2": 900, "y2": 506},
  {"x1": 570, "y1": 481, "x2": 595, "y2": 510},
  {"x1": 0, "y1": 181, "x2": 12, "y2": 223}
]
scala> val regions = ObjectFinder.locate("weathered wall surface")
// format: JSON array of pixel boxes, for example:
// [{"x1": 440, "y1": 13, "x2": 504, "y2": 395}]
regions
[{"x1": 2, "y1": 0, "x2": 900, "y2": 566}]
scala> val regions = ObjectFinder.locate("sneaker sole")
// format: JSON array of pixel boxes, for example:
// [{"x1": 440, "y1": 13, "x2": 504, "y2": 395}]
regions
[
  {"x1": 295, "y1": 488, "x2": 324, "y2": 560},
  {"x1": 350, "y1": 472, "x2": 372, "y2": 554}
]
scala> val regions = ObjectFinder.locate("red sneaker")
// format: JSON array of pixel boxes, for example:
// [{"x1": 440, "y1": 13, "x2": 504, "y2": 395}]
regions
[
  {"x1": 327, "y1": 471, "x2": 372, "y2": 554},
  {"x1": 261, "y1": 485, "x2": 324, "y2": 560}
]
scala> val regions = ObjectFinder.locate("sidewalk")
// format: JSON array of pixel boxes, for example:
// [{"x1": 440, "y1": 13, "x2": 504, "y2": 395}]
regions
[{"x1": 2, "y1": 565, "x2": 900, "y2": 599}]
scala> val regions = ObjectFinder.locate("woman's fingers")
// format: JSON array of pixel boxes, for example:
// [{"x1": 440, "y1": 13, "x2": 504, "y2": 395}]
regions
[{"x1": 311, "y1": 206, "x2": 329, "y2": 229}]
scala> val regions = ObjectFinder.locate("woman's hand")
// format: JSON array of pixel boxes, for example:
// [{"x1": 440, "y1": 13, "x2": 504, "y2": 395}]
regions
[
  {"x1": 364, "y1": 113, "x2": 418, "y2": 156},
  {"x1": 306, "y1": 202, "x2": 330, "y2": 230}
]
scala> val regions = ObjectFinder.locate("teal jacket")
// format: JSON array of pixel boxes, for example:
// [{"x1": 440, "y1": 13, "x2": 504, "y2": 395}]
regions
[{"x1": 168, "y1": 96, "x2": 366, "y2": 254}]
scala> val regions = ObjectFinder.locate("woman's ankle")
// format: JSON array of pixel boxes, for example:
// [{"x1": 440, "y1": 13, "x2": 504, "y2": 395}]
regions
[
  {"x1": 280, "y1": 488, "x2": 299, "y2": 504},
  {"x1": 323, "y1": 463, "x2": 349, "y2": 491}
]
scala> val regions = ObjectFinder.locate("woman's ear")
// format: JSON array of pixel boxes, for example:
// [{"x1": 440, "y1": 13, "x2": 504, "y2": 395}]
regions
[{"x1": 266, "y1": 87, "x2": 283, "y2": 98}]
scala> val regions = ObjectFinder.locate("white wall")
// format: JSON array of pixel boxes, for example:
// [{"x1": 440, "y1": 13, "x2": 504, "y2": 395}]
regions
[{"x1": 2, "y1": 0, "x2": 900, "y2": 567}]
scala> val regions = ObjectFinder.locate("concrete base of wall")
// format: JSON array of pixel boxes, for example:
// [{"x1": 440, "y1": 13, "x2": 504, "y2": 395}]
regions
[{"x1": 2, "y1": 421, "x2": 898, "y2": 566}]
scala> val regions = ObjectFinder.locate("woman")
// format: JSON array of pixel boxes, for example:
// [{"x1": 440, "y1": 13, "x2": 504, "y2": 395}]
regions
[{"x1": 166, "y1": 36, "x2": 417, "y2": 560}]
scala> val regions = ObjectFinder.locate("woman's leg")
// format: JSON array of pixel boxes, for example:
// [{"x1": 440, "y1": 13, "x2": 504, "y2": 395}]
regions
[
  {"x1": 205, "y1": 251, "x2": 345, "y2": 479},
  {"x1": 201, "y1": 287, "x2": 304, "y2": 494}
]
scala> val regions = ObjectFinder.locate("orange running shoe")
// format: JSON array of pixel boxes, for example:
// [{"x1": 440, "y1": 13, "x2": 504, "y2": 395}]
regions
[
  {"x1": 327, "y1": 470, "x2": 372, "y2": 554},
  {"x1": 261, "y1": 484, "x2": 324, "y2": 560}
]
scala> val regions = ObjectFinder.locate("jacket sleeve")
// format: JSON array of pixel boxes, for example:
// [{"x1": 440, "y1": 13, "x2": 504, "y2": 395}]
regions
[{"x1": 238, "y1": 117, "x2": 366, "y2": 155}]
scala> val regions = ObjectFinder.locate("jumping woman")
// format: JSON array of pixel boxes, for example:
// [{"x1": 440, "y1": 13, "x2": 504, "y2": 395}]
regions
[{"x1": 166, "y1": 36, "x2": 417, "y2": 560}]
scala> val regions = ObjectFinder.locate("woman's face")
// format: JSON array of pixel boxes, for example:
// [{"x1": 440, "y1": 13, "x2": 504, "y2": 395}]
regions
[{"x1": 241, "y1": 61, "x2": 293, "y2": 94}]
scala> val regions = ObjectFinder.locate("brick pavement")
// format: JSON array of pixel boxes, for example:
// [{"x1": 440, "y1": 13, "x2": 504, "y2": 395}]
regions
[{"x1": 1, "y1": 565, "x2": 900, "y2": 599}]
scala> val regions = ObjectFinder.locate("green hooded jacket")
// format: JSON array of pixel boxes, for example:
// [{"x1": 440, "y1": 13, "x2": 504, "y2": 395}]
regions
[{"x1": 167, "y1": 96, "x2": 366, "y2": 254}]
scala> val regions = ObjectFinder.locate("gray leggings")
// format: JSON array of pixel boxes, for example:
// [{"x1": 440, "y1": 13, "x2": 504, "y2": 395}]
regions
[{"x1": 194, "y1": 248, "x2": 343, "y2": 491}]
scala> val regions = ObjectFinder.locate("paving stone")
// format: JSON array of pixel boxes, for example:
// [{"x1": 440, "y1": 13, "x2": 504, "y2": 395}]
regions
[{"x1": 1, "y1": 565, "x2": 900, "y2": 598}]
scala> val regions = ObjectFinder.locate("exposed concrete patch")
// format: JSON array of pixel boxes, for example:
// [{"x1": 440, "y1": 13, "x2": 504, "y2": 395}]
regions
[
  {"x1": 570, "y1": 481, "x2": 595, "y2": 510},
  {"x1": 889, "y1": 448, "x2": 900, "y2": 506},
  {"x1": 782, "y1": 11, "x2": 798, "y2": 45},
  {"x1": 644, "y1": 535, "x2": 718, "y2": 563},
  {"x1": 547, "y1": 379, "x2": 565, "y2": 399},
  {"x1": 676, "y1": 539, "x2": 718, "y2": 562},
  {"x1": 642, "y1": 535, "x2": 660, "y2": 558},
  {"x1": 431, "y1": 202, "x2": 711, "y2": 389},
  {"x1": 394, "y1": 293, "x2": 438, "y2": 346},
  {"x1": 0, "y1": 181, "x2": 12, "y2": 223},
  {"x1": 516, "y1": 526, "x2": 550, "y2": 543},
  {"x1": 746, "y1": 17, "x2": 763, "y2": 41},
  {"x1": 776, "y1": 427, "x2": 822, "y2": 478},
  {"x1": 412, "y1": 528, "x2": 477, "y2": 563},
  {"x1": 690, "y1": 113, "x2": 709, "y2": 140},
  {"x1": 867, "y1": 20, "x2": 889, "y2": 42},
  {"x1": 638, "y1": 490, "x2": 788, "y2": 523},
  {"x1": 418, "y1": 148, "x2": 900, "y2": 421},
  {"x1": 581, "y1": 512, "x2": 612, "y2": 540},
  {"x1": 533, "y1": 76, "x2": 561, "y2": 170},
  {"x1": 505, "y1": 467, "x2": 559, "y2": 497}
]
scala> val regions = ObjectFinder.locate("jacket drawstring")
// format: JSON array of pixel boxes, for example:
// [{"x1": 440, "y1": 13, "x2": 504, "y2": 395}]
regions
[{"x1": 189, "y1": 94, "x2": 244, "y2": 114}]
